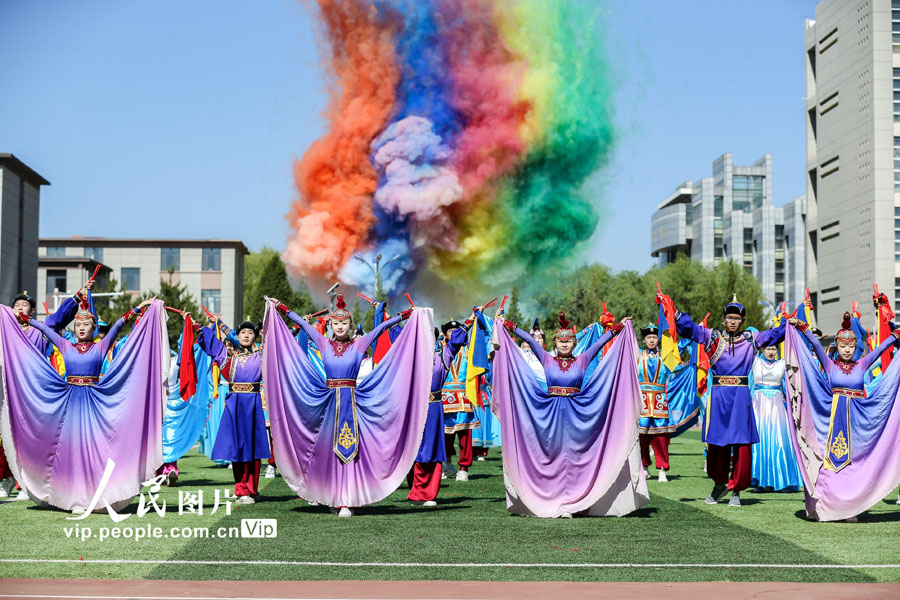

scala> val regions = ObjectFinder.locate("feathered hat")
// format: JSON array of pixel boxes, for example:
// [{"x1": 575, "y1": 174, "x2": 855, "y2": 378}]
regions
[
  {"x1": 834, "y1": 312, "x2": 857, "y2": 346},
  {"x1": 555, "y1": 312, "x2": 576, "y2": 341},
  {"x1": 723, "y1": 293, "x2": 746, "y2": 318},
  {"x1": 74, "y1": 294, "x2": 95, "y2": 323},
  {"x1": 329, "y1": 293, "x2": 352, "y2": 321}
]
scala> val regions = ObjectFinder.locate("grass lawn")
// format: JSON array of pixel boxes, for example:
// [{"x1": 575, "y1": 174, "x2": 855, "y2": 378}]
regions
[{"x1": 1, "y1": 430, "x2": 899, "y2": 582}]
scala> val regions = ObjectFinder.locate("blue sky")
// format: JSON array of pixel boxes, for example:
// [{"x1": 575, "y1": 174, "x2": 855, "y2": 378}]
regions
[{"x1": 0, "y1": 0, "x2": 816, "y2": 273}]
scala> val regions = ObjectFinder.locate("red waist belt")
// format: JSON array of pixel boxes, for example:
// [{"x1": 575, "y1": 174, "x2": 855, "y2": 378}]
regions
[
  {"x1": 327, "y1": 379, "x2": 357, "y2": 389},
  {"x1": 832, "y1": 387, "x2": 865, "y2": 399},
  {"x1": 66, "y1": 375, "x2": 99, "y2": 386},
  {"x1": 548, "y1": 386, "x2": 580, "y2": 396}
]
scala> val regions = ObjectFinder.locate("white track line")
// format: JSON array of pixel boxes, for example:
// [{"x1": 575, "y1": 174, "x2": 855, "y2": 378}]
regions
[{"x1": 0, "y1": 558, "x2": 899, "y2": 568}]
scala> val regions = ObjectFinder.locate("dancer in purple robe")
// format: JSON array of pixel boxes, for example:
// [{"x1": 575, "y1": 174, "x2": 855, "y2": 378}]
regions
[
  {"x1": 408, "y1": 321, "x2": 469, "y2": 505},
  {"x1": 1, "y1": 288, "x2": 84, "y2": 498},
  {"x1": 263, "y1": 294, "x2": 431, "y2": 517},
  {"x1": 671, "y1": 293, "x2": 785, "y2": 507},
  {"x1": 0, "y1": 298, "x2": 166, "y2": 514},
  {"x1": 493, "y1": 311, "x2": 649, "y2": 518},
  {"x1": 785, "y1": 312, "x2": 900, "y2": 521},
  {"x1": 195, "y1": 317, "x2": 270, "y2": 504}
]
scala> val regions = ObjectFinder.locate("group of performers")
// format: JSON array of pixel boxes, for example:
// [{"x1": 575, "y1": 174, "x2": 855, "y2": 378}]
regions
[{"x1": 1, "y1": 281, "x2": 899, "y2": 523}]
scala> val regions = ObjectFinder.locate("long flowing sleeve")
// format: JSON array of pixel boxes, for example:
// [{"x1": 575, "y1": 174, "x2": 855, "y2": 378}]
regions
[
  {"x1": 443, "y1": 326, "x2": 468, "y2": 366},
  {"x1": 196, "y1": 325, "x2": 228, "y2": 366},
  {"x1": 800, "y1": 327, "x2": 831, "y2": 367},
  {"x1": 675, "y1": 311, "x2": 711, "y2": 346},
  {"x1": 99, "y1": 317, "x2": 129, "y2": 356},
  {"x1": 284, "y1": 310, "x2": 329, "y2": 350},
  {"x1": 24, "y1": 318, "x2": 68, "y2": 351},
  {"x1": 511, "y1": 326, "x2": 548, "y2": 361},
  {"x1": 44, "y1": 296, "x2": 78, "y2": 331},
  {"x1": 754, "y1": 320, "x2": 787, "y2": 350},
  {"x1": 577, "y1": 329, "x2": 616, "y2": 366},
  {"x1": 861, "y1": 332, "x2": 900, "y2": 372}
]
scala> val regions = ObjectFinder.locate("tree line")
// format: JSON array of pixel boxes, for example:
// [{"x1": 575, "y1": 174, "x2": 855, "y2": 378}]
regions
[{"x1": 91, "y1": 252, "x2": 769, "y2": 350}]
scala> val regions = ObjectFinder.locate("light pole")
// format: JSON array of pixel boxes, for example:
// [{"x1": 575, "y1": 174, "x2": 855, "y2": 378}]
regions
[{"x1": 353, "y1": 253, "x2": 402, "y2": 299}]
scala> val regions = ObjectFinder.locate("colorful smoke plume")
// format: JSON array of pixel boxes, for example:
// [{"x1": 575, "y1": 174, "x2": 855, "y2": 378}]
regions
[{"x1": 285, "y1": 0, "x2": 615, "y2": 297}]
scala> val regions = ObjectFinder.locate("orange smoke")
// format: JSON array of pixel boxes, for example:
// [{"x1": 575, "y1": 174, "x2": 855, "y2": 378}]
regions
[{"x1": 284, "y1": 0, "x2": 400, "y2": 279}]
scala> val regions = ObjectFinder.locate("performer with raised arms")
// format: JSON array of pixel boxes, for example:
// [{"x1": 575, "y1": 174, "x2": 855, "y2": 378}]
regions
[
  {"x1": 667, "y1": 291, "x2": 786, "y2": 507},
  {"x1": 785, "y1": 309, "x2": 900, "y2": 521},
  {"x1": 408, "y1": 315, "x2": 471, "y2": 505},
  {"x1": 263, "y1": 293, "x2": 432, "y2": 517},
  {"x1": 194, "y1": 317, "x2": 270, "y2": 504},
  {"x1": 636, "y1": 323, "x2": 678, "y2": 483},
  {"x1": 0, "y1": 297, "x2": 165, "y2": 514},
  {"x1": 492, "y1": 310, "x2": 648, "y2": 518}
]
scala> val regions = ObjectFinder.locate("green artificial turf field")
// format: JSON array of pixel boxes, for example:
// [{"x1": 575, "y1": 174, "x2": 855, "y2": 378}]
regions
[{"x1": 1, "y1": 430, "x2": 898, "y2": 582}]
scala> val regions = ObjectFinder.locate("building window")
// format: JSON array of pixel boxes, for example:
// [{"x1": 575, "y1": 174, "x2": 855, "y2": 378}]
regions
[
  {"x1": 895, "y1": 207, "x2": 900, "y2": 262},
  {"x1": 894, "y1": 70, "x2": 900, "y2": 122},
  {"x1": 732, "y1": 175, "x2": 765, "y2": 213},
  {"x1": 201, "y1": 289, "x2": 222, "y2": 314},
  {"x1": 742, "y1": 228, "x2": 754, "y2": 273},
  {"x1": 46, "y1": 247, "x2": 65, "y2": 257},
  {"x1": 84, "y1": 247, "x2": 103, "y2": 263},
  {"x1": 894, "y1": 2, "x2": 900, "y2": 50},
  {"x1": 774, "y1": 224, "x2": 785, "y2": 304},
  {"x1": 202, "y1": 248, "x2": 221, "y2": 271},
  {"x1": 46, "y1": 269, "x2": 67, "y2": 293},
  {"x1": 121, "y1": 268, "x2": 140, "y2": 291},
  {"x1": 895, "y1": 138, "x2": 900, "y2": 191},
  {"x1": 714, "y1": 195, "x2": 724, "y2": 263},
  {"x1": 161, "y1": 247, "x2": 180, "y2": 271}
]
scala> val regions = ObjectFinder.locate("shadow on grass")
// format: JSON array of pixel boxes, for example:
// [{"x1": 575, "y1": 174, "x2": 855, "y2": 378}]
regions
[{"x1": 793, "y1": 508, "x2": 900, "y2": 523}]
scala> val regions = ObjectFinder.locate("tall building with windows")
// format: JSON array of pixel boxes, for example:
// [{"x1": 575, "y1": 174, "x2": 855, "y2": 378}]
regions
[
  {"x1": 805, "y1": 0, "x2": 899, "y2": 326},
  {"x1": 650, "y1": 153, "x2": 807, "y2": 307},
  {"x1": 37, "y1": 238, "x2": 248, "y2": 327},
  {"x1": 0, "y1": 154, "x2": 50, "y2": 304}
]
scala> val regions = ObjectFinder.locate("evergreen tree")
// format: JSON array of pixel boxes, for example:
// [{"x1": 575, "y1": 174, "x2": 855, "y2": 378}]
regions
[
  {"x1": 154, "y1": 270, "x2": 202, "y2": 349},
  {"x1": 505, "y1": 287, "x2": 525, "y2": 325},
  {"x1": 249, "y1": 254, "x2": 294, "y2": 322},
  {"x1": 243, "y1": 247, "x2": 280, "y2": 318},
  {"x1": 92, "y1": 276, "x2": 142, "y2": 327}
]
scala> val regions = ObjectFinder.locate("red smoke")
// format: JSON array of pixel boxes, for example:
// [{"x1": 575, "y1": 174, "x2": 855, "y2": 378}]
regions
[{"x1": 285, "y1": 0, "x2": 400, "y2": 279}]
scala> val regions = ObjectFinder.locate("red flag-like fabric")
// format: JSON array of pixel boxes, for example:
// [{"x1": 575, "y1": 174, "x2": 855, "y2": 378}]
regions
[
  {"x1": 179, "y1": 314, "x2": 198, "y2": 401},
  {"x1": 599, "y1": 302, "x2": 616, "y2": 356},
  {"x1": 373, "y1": 312, "x2": 392, "y2": 366},
  {"x1": 874, "y1": 289, "x2": 896, "y2": 372},
  {"x1": 697, "y1": 313, "x2": 711, "y2": 396}
]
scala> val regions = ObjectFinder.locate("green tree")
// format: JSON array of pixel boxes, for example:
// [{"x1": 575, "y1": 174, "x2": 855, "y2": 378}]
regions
[
  {"x1": 92, "y1": 276, "x2": 140, "y2": 327},
  {"x1": 243, "y1": 247, "x2": 280, "y2": 317},
  {"x1": 247, "y1": 253, "x2": 316, "y2": 323},
  {"x1": 529, "y1": 257, "x2": 768, "y2": 335},
  {"x1": 504, "y1": 287, "x2": 525, "y2": 326}
]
